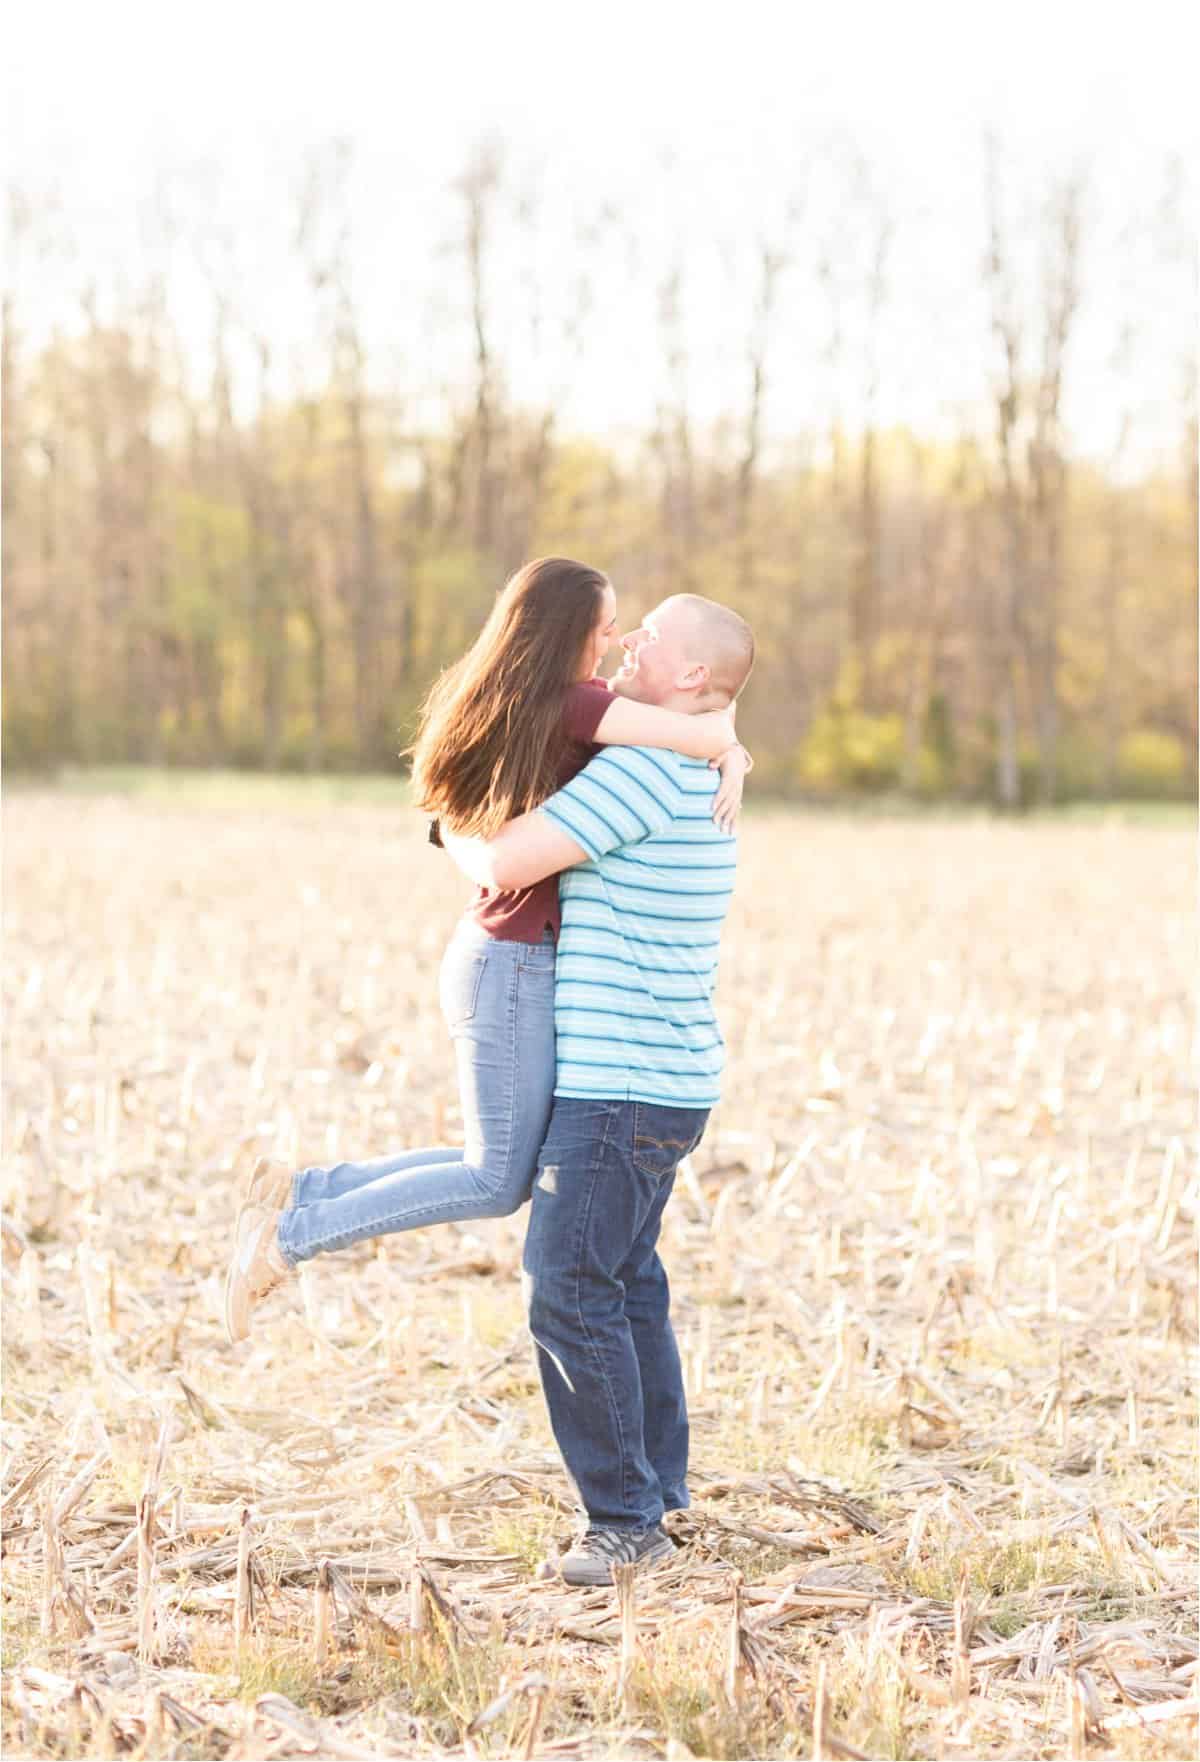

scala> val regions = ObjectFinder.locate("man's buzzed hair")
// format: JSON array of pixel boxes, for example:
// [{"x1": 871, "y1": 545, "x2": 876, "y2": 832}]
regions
[{"x1": 672, "y1": 594, "x2": 756, "y2": 703}]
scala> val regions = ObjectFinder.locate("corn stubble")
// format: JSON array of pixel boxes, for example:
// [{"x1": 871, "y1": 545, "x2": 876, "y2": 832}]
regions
[{"x1": 2, "y1": 795, "x2": 1196, "y2": 1759}]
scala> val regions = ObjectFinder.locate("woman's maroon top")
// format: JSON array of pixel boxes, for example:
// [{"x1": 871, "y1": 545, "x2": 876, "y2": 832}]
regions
[{"x1": 466, "y1": 678, "x2": 613, "y2": 943}]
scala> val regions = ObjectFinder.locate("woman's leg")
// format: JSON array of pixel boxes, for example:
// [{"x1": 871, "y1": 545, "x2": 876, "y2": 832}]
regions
[
  {"x1": 277, "y1": 927, "x2": 557, "y2": 1266},
  {"x1": 290, "y1": 1148, "x2": 460, "y2": 1209}
]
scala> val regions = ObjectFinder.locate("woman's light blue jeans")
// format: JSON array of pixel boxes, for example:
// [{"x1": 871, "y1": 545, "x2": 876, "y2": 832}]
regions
[{"x1": 276, "y1": 921, "x2": 557, "y2": 1266}]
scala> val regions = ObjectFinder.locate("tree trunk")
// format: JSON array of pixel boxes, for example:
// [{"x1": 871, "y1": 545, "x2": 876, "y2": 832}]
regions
[{"x1": 736, "y1": 245, "x2": 787, "y2": 598}]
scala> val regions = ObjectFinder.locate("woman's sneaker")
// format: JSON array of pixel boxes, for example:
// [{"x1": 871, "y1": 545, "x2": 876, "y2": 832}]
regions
[
  {"x1": 559, "y1": 1524, "x2": 675, "y2": 1587},
  {"x1": 223, "y1": 1204, "x2": 292, "y2": 1344},
  {"x1": 243, "y1": 1155, "x2": 294, "y2": 1213}
]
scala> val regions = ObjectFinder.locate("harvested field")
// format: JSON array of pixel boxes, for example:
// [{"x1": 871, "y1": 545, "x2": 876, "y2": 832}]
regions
[{"x1": 2, "y1": 789, "x2": 1197, "y2": 1760}]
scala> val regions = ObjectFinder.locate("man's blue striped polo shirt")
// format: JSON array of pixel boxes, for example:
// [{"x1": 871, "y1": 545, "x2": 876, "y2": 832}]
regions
[{"x1": 537, "y1": 744, "x2": 737, "y2": 1108}]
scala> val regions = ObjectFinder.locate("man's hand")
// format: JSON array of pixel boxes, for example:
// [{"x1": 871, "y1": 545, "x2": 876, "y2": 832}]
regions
[
  {"x1": 441, "y1": 812, "x2": 589, "y2": 891},
  {"x1": 439, "y1": 827, "x2": 499, "y2": 888}
]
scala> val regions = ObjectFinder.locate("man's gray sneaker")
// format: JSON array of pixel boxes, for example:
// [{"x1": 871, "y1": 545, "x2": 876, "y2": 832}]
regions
[{"x1": 559, "y1": 1524, "x2": 675, "y2": 1587}]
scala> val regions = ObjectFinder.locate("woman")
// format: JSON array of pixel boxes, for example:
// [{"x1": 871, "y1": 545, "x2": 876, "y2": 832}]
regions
[{"x1": 224, "y1": 557, "x2": 749, "y2": 1341}]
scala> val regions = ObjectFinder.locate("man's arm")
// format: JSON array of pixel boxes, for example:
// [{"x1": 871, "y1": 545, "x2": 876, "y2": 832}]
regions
[
  {"x1": 441, "y1": 813, "x2": 589, "y2": 891},
  {"x1": 440, "y1": 745, "x2": 683, "y2": 892}
]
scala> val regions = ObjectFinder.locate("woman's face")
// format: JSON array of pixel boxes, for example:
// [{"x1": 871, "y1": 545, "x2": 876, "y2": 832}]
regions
[{"x1": 576, "y1": 583, "x2": 619, "y2": 680}]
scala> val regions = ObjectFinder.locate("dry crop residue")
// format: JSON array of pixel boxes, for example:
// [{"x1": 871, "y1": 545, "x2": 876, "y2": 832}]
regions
[{"x1": 2, "y1": 794, "x2": 1196, "y2": 1760}]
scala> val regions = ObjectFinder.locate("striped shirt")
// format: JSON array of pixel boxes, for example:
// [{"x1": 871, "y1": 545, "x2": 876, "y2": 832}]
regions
[{"x1": 538, "y1": 745, "x2": 737, "y2": 1107}]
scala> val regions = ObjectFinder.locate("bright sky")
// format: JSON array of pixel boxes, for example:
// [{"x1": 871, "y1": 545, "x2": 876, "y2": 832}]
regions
[{"x1": 6, "y1": 1, "x2": 1197, "y2": 468}]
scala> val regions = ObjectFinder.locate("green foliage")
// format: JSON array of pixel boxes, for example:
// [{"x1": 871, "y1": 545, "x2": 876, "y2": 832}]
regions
[
  {"x1": 2, "y1": 697, "x2": 60, "y2": 771},
  {"x1": 1044, "y1": 727, "x2": 1104, "y2": 800},
  {"x1": 167, "y1": 493, "x2": 251, "y2": 642},
  {"x1": 489, "y1": 1508, "x2": 559, "y2": 1573},
  {"x1": 920, "y1": 691, "x2": 956, "y2": 793},
  {"x1": 796, "y1": 661, "x2": 909, "y2": 793},
  {"x1": 410, "y1": 549, "x2": 493, "y2": 672},
  {"x1": 1117, "y1": 728, "x2": 1192, "y2": 798}
]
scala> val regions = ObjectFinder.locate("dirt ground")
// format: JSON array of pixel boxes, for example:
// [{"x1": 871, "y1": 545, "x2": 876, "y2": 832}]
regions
[{"x1": 2, "y1": 792, "x2": 1196, "y2": 1759}]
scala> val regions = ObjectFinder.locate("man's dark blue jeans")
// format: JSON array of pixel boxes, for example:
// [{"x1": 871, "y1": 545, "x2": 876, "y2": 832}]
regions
[{"x1": 522, "y1": 1096, "x2": 710, "y2": 1531}]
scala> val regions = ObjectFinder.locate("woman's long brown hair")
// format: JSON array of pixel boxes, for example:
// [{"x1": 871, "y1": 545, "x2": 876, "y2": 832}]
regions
[{"x1": 409, "y1": 557, "x2": 610, "y2": 838}]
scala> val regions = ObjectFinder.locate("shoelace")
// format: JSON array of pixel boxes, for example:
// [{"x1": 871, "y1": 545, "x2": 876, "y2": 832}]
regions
[{"x1": 577, "y1": 1527, "x2": 658, "y2": 1563}]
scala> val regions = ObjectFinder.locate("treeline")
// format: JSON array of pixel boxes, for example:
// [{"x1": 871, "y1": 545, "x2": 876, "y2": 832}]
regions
[{"x1": 2, "y1": 142, "x2": 1195, "y2": 803}]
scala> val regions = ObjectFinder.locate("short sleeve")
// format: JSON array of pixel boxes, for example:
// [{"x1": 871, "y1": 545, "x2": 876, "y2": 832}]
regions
[
  {"x1": 538, "y1": 746, "x2": 682, "y2": 862},
  {"x1": 562, "y1": 680, "x2": 612, "y2": 745}
]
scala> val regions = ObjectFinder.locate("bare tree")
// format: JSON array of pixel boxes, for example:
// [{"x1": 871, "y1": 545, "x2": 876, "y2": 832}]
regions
[
  {"x1": 984, "y1": 135, "x2": 1033, "y2": 809},
  {"x1": 653, "y1": 258, "x2": 698, "y2": 591},
  {"x1": 1101, "y1": 318, "x2": 1135, "y2": 794},
  {"x1": 984, "y1": 138, "x2": 1085, "y2": 805},
  {"x1": 850, "y1": 171, "x2": 893, "y2": 709},
  {"x1": 296, "y1": 140, "x2": 391, "y2": 763},
  {"x1": 735, "y1": 239, "x2": 789, "y2": 595},
  {"x1": 1158, "y1": 156, "x2": 1199, "y2": 765},
  {"x1": 1, "y1": 189, "x2": 28, "y2": 714},
  {"x1": 814, "y1": 154, "x2": 890, "y2": 712},
  {"x1": 1026, "y1": 173, "x2": 1083, "y2": 802},
  {"x1": 453, "y1": 139, "x2": 505, "y2": 562},
  {"x1": 896, "y1": 436, "x2": 958, "y2": 791}
]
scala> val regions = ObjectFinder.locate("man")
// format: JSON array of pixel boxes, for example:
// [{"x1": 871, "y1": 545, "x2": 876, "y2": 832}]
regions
[{"x1": 443, "y1": 592, "x2": 754, "y2": 1586}]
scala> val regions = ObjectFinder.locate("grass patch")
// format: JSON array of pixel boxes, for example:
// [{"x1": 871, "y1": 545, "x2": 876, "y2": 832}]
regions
[
  {"x1": 228, "y1": 1639, "x2": 334, "y2": 1707},
  {"x1": 0, "y1": 1611, "x2": 41, "y2": 1672},
  {"x1": 704, "y1": 1402, "x2": 895, "y2": 1491},
  {"x1": 10, "y1": 766, "x2": 1194, "y2": 826},
  {"x1": 10, "y1": 765, "x2": 413, "y2": 810},
  {"x1": 901, "y1": 1525, "x2": 1126, "y2": 1610},
  {"x1": 489, "y1": 1508, "x2": 561, "y2": 1574},
  {"x1": 828, "y1": 1634, "x2": 923, "y2": 1762},
  {"x1": 625, "y1": 1631, "x2": 807, "y2": 1760},
  {"x1": 358, "y1": 1625, "x2": 508, "y2": 1748}
]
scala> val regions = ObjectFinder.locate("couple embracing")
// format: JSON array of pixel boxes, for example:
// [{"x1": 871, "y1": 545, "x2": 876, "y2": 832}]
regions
[{"x1": 224, "y1": 557, "x2": 755, "y2": 1586}]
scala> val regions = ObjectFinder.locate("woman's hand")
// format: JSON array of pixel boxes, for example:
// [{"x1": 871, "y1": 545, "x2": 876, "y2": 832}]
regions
[
  {"x1": 709, "y1": 743, "x2": 753, "y2": 835},
  {"x1": 701, "y1": 707, "x2": 738, "y2": 754}
]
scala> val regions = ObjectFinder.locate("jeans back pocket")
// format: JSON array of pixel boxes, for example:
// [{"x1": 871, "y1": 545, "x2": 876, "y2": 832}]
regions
[{"x1": 631, "y1": 1104, "x2": 708, "y2": 1180}]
